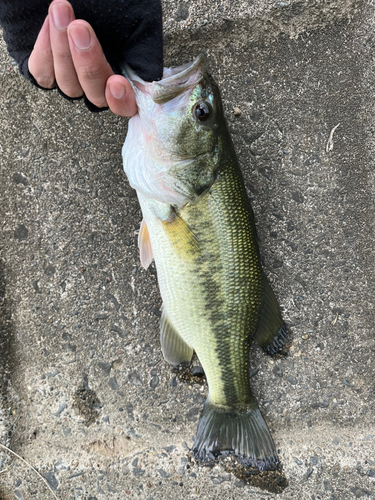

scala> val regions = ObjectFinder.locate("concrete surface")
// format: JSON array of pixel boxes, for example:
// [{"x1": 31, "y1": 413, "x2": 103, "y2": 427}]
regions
[{"x1": 1, "y1": 0, "x2": 375, "y2": 498}]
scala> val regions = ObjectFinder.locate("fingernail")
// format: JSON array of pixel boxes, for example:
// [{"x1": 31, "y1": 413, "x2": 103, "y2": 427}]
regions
[
  {"x1": 51, "y1": 3, "x2": 73, "y2": 30},
  {"x1": 69, "y1": 25, "x2": 91, "y2": 50},
  {"x1": 109, "y1": 81, "x2": 125, "y2": 100}
]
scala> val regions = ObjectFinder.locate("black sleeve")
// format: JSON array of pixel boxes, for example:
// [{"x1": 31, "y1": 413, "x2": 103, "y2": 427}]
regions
[
  {"x1": 0, "y1": 0, "x2": 49, "y2": 85},
  {"x1": 70, "y1": 0, "x2": 163, "y2": 83},
  {"x1": 0, "y1": 0, "x2": 163, "y2": 104}
]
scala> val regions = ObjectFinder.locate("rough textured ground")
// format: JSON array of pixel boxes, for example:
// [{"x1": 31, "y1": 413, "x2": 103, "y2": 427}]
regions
[{"x1": 1, "y1": 0, "x2": 374, "y2": 499}]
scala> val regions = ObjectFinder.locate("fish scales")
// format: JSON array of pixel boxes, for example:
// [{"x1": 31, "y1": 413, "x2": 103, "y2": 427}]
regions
[
  {"x1": 140, "y1": 153, "x2": 261, "y2": 407},
  {"x1": 122, "y1": 54, "x2": 287, "y2": 470}
]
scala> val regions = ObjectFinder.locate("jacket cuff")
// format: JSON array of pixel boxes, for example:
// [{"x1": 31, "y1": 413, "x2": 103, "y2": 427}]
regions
[{"x1": 19, "y1": 55, "x2": 109, "y2": 112}]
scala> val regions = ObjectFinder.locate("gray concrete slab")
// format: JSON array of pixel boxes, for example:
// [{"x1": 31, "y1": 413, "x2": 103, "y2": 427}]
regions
[{"x1": 1, "y1": 0, "x2": 374, "y2": 498}]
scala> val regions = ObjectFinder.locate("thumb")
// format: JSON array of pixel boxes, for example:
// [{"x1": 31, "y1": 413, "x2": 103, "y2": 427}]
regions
[{"x1": 105, "y1": 75, "x2": 137, "y2": 117}]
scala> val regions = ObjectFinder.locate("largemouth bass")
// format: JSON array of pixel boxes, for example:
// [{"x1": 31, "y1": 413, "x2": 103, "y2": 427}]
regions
[{"x1": 122, "y1": 55, "x2": 287, "y2": 471}]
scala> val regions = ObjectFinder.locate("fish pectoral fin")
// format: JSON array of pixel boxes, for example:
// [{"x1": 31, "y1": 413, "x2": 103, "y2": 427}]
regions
[
  {"x1": 160, "y1": 305, "x2": 193, "y2": 366},
  {"x1": 253, "y1": 274, "x2": 288, "y2": 356},
  {"x1": 138, "y1": 219, "x2": 154, "y2": 269},
  {"x1": 161, "y1": 208, "x2": 201, "y2": 255}
]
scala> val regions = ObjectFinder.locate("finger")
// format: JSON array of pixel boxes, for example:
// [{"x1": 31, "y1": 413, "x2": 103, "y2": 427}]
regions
[
  {"x1": 49, "y1": 0, "x2": 83, "y2": 98},
  {"x1": 105, "y1": 75, "x2": 137, "y2": 117},
  {"x1": 28, "y1": 16, "x2": 55, "y2": 89},
  {"x1": 67, "y1": 20, "x2": 114, "y2": 108}
]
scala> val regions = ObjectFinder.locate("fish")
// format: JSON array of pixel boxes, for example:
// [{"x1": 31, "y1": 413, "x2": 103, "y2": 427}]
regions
[{"x1": 121, "y1": 54, "x2": 287, "y2": 471}]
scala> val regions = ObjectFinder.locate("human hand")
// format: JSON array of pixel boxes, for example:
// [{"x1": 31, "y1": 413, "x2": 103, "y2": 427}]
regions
[{"x1": 28, "y1": 0, "x2": 137, "y2": 116}]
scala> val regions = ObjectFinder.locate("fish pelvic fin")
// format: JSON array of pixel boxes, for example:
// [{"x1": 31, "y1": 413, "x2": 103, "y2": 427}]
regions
[
  {"x1": 138, "y1": 219, "x2": 154, "y2": 269},
  {"x1": 160, "y1": 305, "x2": 193, "y2": 366},
  {"x1": 193, "y1": 400, "x2": 279, "y2": 471},
  {"x1": 253, "y1": 274, "x2": 288, "y2": 356}
]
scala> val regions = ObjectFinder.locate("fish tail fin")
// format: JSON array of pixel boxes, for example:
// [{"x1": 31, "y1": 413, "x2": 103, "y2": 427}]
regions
[{"x1": 192, "y1": 400, "x2": 278, "y2": 471}]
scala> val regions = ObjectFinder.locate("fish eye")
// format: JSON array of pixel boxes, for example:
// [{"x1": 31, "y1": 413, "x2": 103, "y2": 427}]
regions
[{"x1": 194, "y1": 102, "x2": 210, "y2": 121}]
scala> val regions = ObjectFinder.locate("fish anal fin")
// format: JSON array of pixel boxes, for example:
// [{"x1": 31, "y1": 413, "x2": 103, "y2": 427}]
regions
[
  {"x1": 160, "y1": 305, "x2": 193, "y2": 366},
  {"x1": 138, "y1": 219, "x2": 154, "y2": 269},
  {"x1": 253, "y1": 275, "x2": 288, "y2": 356}
]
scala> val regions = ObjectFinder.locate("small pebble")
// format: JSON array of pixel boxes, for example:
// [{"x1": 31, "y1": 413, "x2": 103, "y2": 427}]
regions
[
  {"x1": 128, "y1": 371, "x2": 142, "y2": 386},
  {"x1": 302, "y1": 467, "x2": 313, "y2": 482},
  {"x1": 157, "y1": 469, "x2": 171, "y2": 478},
  {"x1": 249, "y1": 367, "x2": 259, "y2": 378},
  {"x1": 133, "y1": 468, "x2": 145, "y2": 477},
  {"x1": 233, "y1": 107, "x2": 242, "y2": 116},
  {"x1": 191, "y1": 366, "x2": 205, "y2": 377},
  {"x1": 273, "y1": 365, "x2": 283, "y2": 378},
  {"x1": 108, "y1": 377, "x2": 119, "y2": 391},
  {"x1": 164, "y1": 445, "x2": 176, "y2": 453},
  {"x1": 110, "y1": 326, "x2": 128, "y2": 338},
  {"x1": 234, "y1": 480, "x2": 246, "y2": 488},
  {"x1": 94, "y1": 313, "x2": 109, "y2": 321},
  {"x1": 150, "y1": 376, "x2": 159, "y2": 389},
  {"x1": 53, "y1": 403, "x2": 67, "y2": 417},
  {"x1": 178, "y1": 457, "x2": 187, "y2": 476},
  {"x1": 44, "y1": 472, "x2": 59, "y2": 490}
]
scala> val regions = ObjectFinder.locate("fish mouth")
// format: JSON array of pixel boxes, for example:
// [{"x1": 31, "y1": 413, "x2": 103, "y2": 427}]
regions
[
  {"x1": 159, "y1": 53, "x2": 205, "y2": 86},
  {"x1": 122, "y1": 54, "x2": 206, "y2": 104}
]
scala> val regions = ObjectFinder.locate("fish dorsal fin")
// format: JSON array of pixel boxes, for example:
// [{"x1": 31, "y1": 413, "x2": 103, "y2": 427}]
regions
[
  {"x1": 160, "y1": 305, "x2": 193, "y2": 366},
  {"x1": 138, "y1": 219, "x2": 154, "y2": 269},
  {"x1": 253, "y1": 274, "x2": 288, "y2": 356}
]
